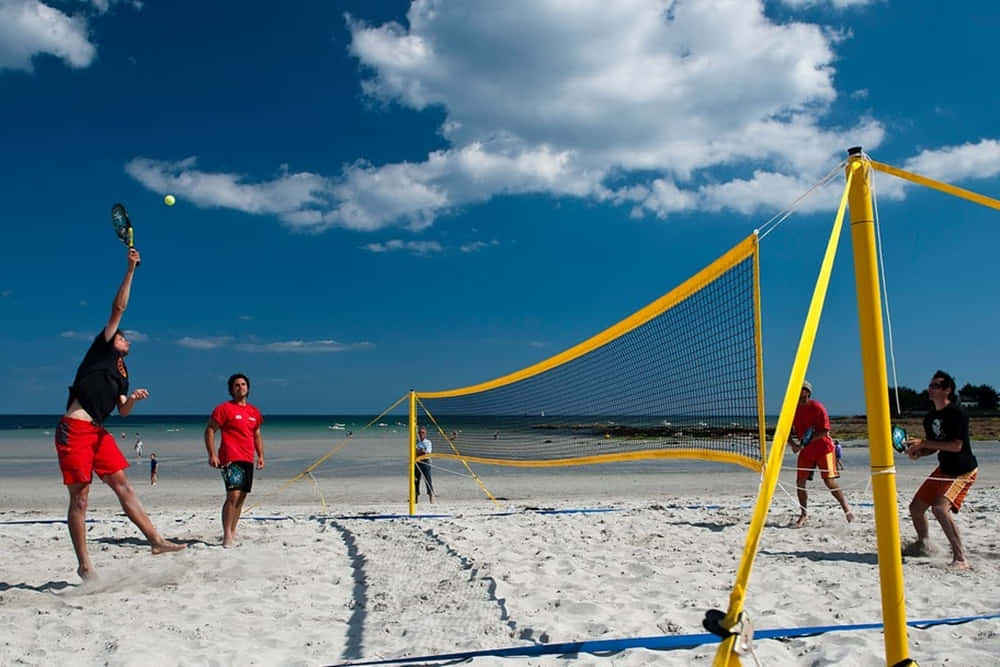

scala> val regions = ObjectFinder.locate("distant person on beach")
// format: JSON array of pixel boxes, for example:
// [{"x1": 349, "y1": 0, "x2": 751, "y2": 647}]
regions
[
  {"x1": 204, "y1": 373, "x2": 264, "y2": 547},
  {"x1": 150, "y1": 453, "x2": 158, "y2": 486},
  {"x1": 134, "y1": 432, "x2": 143, "y2": 460},
  {"x1": 55, "y1": 247, "x2": 185, "y2": 579},
  {"x1": 789, "y1": 380, "x2": 855, "y2": 528},
  {"x1": 414, "y1": 425, "x2": 434, "y2": 503},
  {"x1": 902, "y1": 370, "x2": 978, "y2": 570},
  {"x1": 834, "y1": 440, "x2": 844, "y2": 471}
]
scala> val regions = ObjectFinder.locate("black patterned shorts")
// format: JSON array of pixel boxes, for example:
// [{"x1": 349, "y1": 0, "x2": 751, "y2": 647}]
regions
[{"x1": 221, "y1": 461, "x2": 254, "y2": 492}]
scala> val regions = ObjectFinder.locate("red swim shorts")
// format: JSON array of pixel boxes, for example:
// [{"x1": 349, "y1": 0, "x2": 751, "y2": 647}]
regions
[
  {"x1": 54, "y1": 417, "x2": 129, "y2": 485},
  {"x1": 796, "y1": 441, "x2": 839, "y2": 482},
  {"x1": 914, "y1": 466, "x2": 976, "y2": 513}
]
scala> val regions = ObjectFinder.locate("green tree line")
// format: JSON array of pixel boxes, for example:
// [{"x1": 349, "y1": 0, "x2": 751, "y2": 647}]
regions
[{"x1": 888, "y1": 383, "x2": 999, "y2": 415}]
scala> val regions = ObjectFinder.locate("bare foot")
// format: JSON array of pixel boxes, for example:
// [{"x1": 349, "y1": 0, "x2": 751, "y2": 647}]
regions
[
  {"x1": 77, "y1": 565, "x2": 97, "y2": 580},
  {"x1": 793, "y1": 514, "x2": 807, "y2": 528},
  {"x1": 948, "y1": 559, "x2": 971, "y2": 571},
  {"x1": 845, "y1": 510, "x2": 855, "y2": 523},
  {"x1": 151, "y1": 541, "x2": 186, "y2": 555}
]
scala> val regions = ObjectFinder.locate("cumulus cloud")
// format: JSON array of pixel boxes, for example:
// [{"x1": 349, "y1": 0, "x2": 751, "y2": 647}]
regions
[
  {"x1": 125, "y1": 158, "x2": 334, "y2": 230},
  {"x1": 0, "y1": 0, "x2": 96, "y2": 71},
  {"x1": 125, "y1": 1, "x2": 993, "y2": 231},
  {"x1": 902, "y1": 140, "x2": 1000, "y2": 184}
]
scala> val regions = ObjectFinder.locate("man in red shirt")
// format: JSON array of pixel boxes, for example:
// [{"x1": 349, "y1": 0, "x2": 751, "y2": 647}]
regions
[
  {"x1": 204, "y1": 374, "x2": 265, "y2": 547},
  {"x1": 790, "y1": 380, "x2": 854, "y2": 528}
]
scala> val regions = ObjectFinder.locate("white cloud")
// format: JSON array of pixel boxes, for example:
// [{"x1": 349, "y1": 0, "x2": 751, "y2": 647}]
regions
[
  {"x1": 61, "y1": 330, "x2": 93, "y2": 340},
  {"x1": 176, "y1": 335, "x2": 372, "y2": 353},
  {"x1": 125, "y1": 158, "x2": 335, "y2": 230},
  {"x1": 0, "y1": 0, "x2": 96, "y2": 71},
  {"x1": 459, "y1": 240, "x2": 499, "y2": 253},
  {"x1": 177, "y1": 336, "x2": 233, "y2": 350},
  {"x1": 1, "y1": 289, "x2": 11, "y2": 297},
  {"x1": 361, "y1": 239, "x2": 443, "y2": 255},
  {"x1": 128, "y1": 0, "x2": 899, "y2": 228},
  {"x1": 234, "y1": 340, "x2": 374, "y2": 353},
  {"x1": 61, "y1": 328, "x2": 149, "y2": 342},
  {"x1": 778, "y1": 0, "x2": 880, "y2": 8},
  {"x1": 902, "y1": 140, "x2": 1000, "y2": 184}
]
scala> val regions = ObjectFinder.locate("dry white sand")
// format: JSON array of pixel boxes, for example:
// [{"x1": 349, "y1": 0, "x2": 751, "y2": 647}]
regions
[{"x1": 2, "y1": 448, "x2": 999, "y2": 666}]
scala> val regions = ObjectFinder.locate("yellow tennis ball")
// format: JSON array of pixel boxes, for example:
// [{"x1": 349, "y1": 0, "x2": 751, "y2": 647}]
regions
[{"x1": 164, "y1": 194, "x2": 176, "y2": 206}]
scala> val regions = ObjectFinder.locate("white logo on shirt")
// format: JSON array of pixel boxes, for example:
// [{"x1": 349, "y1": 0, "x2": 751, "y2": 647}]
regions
[
  {"x1": 931, "y1": 418, "x2": 943, "y2": 439},
  {"x1": 235, "y1": 415, "x2": 243, "y2": 420}
]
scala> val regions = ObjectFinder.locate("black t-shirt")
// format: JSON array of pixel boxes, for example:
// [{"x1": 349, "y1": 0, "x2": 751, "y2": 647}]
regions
[
  {"x1": 66, "y1": 332, "x2": 129, "y2": 425},
  {"x1": 923, "y1": 402, "x2": 977, "y2": 476}
]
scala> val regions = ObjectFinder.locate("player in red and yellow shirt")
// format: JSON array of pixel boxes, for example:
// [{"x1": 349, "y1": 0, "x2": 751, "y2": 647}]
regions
[
  {"x1": 204, "y1": 374, "x2": 264, "y2": 547},
  {"x1": 790, "y1": 380, "x2": 854, "y2": 528}
]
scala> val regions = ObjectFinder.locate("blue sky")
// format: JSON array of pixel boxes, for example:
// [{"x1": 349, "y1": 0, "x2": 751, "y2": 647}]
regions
[{"x1": 1, "y1": 0, "x2": 998, "y2": 415}]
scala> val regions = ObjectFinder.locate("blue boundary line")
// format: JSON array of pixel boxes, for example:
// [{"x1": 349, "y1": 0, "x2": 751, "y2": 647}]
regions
[{"x1": 333, "y1": 613, "x2": 1000, "y2": 666}]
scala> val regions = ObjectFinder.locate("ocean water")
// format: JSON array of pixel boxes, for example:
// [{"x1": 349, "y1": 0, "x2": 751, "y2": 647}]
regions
[{"x1": 3, "y1": 414, "x2": 995, "y2": 485}]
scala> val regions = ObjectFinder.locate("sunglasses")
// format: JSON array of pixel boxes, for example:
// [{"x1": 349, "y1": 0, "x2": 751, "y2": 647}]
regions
[{"x1": 928, "y1": 382, "x2": 946, "y2": 389}]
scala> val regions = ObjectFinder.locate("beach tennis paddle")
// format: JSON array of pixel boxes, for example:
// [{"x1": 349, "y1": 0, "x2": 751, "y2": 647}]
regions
[
  {"x1": 111, "y1": 203, "x2": 140, "y2": 265},
  {"x1": 891, "y1": 425, "x2": 908, "y2": 453}
]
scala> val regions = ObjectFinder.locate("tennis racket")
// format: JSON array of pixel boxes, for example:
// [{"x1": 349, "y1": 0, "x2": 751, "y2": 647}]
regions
[
  {"x1": 891, "y1": 425, "x2": 908, "y2": 453},
  {"x1": 111, "y1": 203, "x2": 140, "y2": 266}
]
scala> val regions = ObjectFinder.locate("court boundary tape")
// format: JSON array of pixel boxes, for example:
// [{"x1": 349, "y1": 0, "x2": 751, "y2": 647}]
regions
[{"x1": 332, "y1": 612, "x2": 1000, "y2": 666}]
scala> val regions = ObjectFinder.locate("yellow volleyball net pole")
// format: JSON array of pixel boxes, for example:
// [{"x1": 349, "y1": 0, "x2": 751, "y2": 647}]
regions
[
  {"x1": 710, "y1": 166, "x2": 855, "y2": 667},
  {"x1": 846, "y1": 148, "x2": 910, "y2": 666}
]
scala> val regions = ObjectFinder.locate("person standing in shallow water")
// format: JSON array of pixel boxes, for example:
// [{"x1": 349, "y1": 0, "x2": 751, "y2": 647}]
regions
[
  {"x1": 55, "y1": 247, "x2": 185, "y2": 579},
  {"x1": 204, "y1": 374, "x2": 265, "y2": 547},
  {"x1": 903, "y1": 370, "x2": 978, "y2": 570}
]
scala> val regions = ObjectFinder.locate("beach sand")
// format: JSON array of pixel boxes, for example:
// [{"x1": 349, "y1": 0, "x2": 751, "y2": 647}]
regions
[{"x1": 2, "y1": 437, "x2": 999, "y2": 666}]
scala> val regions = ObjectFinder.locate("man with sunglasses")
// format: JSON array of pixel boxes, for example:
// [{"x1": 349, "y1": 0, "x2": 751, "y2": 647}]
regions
[{"x1": 902, "y1": 370, "x2": 978, "y2": 570}]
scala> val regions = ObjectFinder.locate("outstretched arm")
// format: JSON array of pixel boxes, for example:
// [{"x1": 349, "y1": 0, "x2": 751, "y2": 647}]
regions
[{"x1": 104, "y1": 248, "x2": 141, "y2": 342}]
